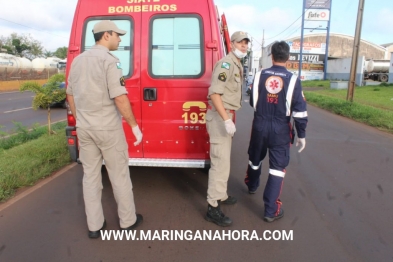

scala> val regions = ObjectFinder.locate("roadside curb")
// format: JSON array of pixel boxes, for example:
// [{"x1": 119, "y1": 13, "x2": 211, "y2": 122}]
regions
[{"x1": 0, "y1": 162, "x2": 78, "y2": 212}]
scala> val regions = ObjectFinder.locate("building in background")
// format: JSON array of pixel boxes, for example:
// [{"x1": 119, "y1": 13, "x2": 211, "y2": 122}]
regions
[{"x1": 261, "y1": 33, "x2": 391, "y2": 81}]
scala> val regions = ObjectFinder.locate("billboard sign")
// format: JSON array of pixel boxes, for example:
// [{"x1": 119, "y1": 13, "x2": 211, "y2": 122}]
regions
[
  {"x1": 305, "y1": 0, "x2": 331, "y2": 9},
  {"x1": 289, "y1": 69, "x2": 324, "y2": 81},
  {"x1": 287, "y1": 42, "x2": 326, "y2": 54},
  {"x1": 305, "y1": 9, "x2": 330, "y2": 21},
  {"x1": 288, "y1": 53, "x2": 325, "y2": 63}
]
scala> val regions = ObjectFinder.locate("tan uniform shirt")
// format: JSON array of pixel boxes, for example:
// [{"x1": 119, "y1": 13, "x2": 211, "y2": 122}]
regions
[
  {"x1": 207, "y1": 52, "x2": 243, "y2": 111},
  {"x1": 67, "y1": 45, "x2": 127, "y2": 130}
]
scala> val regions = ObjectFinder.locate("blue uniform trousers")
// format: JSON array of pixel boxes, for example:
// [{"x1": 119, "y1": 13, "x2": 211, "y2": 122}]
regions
[{"x1": 245, "y1": 123, "x2": 290, "y2": 217}]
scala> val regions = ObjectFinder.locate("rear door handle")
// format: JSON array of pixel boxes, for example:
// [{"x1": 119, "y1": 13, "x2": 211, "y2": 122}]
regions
[{"x1": 144, "y1": 88, "x2": 157, "y2": 101}]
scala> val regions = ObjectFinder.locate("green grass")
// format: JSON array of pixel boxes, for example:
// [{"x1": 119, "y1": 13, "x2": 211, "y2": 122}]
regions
[
  {"x1": 304, "y1": 91, "x2": 393, "y2": 133},
  {"x1": 0, "y1": 121, "x2": 67, "y2": 150},
  {"x1": 302, "y1": 80, "x2": 331, "y2": 88},
  {"x1": 306, "y1": 86, "x2": 393, "y2": 111},
  {"x1": 0, "y1": 130, "x2": 71, "y2": 201}
]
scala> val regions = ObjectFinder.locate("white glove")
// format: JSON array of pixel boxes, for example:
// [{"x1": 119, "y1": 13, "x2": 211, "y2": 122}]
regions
[
  {"x1": 224, "y1": 119, "x2": 236, "y2": 136},
  {"x1": 132, "y1": 125, "x2": 143, "y2": 146},
  {"x1": 296, "y1": 138, "x2": 306, "y2": 153}
]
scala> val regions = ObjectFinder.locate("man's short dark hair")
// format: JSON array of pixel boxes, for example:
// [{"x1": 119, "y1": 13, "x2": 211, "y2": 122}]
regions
[
  {"x1": 93, "y1": 30, "x2": 113, "y2": 42},
  {"x1": 271, "y1": 41, "x2": 290, "y2": 63}
]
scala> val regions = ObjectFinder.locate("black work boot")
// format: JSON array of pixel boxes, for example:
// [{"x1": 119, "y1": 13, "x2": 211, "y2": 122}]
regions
[
  {"x1": 205, "y1": 201, "x2": 232, "y2": 227},
  {"x1": 221, "y1": 195, "x2": 237, "y2": 205}
]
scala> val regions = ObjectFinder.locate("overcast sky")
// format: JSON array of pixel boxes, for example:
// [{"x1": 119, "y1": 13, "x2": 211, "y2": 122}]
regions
[{"x1": 0, "y1": 0, "x2": 392, "y2": 53}]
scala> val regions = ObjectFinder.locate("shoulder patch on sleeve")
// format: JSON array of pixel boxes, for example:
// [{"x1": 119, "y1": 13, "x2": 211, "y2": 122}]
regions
[
  {"x1": 221, "y1": 62, "x2": 231, "y2": 70},
  {"x1": 116, "y1": 62, "x2": 122, "y2": 69},
  {"x1": 218, "y1": 72, "x2": 227, "y2": 82},
  {"x1": 120, "y1": 76, "x2": 125, "y2": 86}
]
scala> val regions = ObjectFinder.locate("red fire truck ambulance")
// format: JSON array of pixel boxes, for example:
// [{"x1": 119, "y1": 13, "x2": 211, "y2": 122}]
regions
[{"x1": 65, "y1": 0, "x2": 232, "y2": 168}]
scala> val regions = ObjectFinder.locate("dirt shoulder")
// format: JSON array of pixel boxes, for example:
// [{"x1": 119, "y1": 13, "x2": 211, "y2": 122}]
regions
[{"x1": 0, "y1": 80, "x2": 48, "y2": 92}]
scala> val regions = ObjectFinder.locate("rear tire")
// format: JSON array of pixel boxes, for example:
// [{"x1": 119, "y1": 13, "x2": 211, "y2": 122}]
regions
[{"x1": 380, "y1": 74, "x2": 388, "y2": 82}]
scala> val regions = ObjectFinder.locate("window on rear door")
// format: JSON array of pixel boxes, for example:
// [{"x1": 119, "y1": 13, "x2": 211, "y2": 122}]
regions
[
  {"x1": 149, "y1": 15, "x2": 204, "y2": 78},
  {"x1": 82, "y1": 18, "x2": 133, "y2": 77}
]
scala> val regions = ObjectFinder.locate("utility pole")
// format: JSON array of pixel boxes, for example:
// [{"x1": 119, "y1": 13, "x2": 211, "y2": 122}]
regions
[
  {"x1": 299, "y1": 0, "x2": 306, "y2": 80},
  {"x1": 347, "y1": 0, "x2": 365, "y2": 102},
  {"x1": 260, "y1": 30, "x2": 264, "y2": 70}
]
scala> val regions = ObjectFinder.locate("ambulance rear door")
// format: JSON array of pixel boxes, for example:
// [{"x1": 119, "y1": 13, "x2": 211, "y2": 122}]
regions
[{"x1": 139, "y1": 0, "x2": 215, "y2": 163}]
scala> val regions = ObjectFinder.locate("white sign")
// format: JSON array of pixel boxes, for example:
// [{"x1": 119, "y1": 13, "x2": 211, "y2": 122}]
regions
[
  {"x1": 290, "y1": 70, "x2": 324, "y2": 81},
  {"x1": 305, "y1": 9, "x2": 330, "y2": 21},
  {"x1": 287, "y1": 42, "x2": 326, "y2": 54}
]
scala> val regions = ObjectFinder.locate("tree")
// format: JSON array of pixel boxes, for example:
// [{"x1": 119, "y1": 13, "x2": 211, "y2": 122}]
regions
[
  {"x1": 19, "y1": 74, "x2": 66, "y2": 134},
  {"x1": 44, "y1": 49, "x2": 53, "y2": 58},
  {"x1": 12, "y1": 39, "x2": 31, "y2": 57},
  {"x1": 53, "y1": 47, "x2": 68, "y2": 59},
  {"x1": 0, "y1": 33, "x2": 44, "y2": 59}
]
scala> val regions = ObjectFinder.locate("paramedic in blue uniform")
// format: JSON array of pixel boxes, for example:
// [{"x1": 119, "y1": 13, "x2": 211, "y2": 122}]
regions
[
  {"x1": 205, "y1": 31, "x2": 249, "y2": 227},
  {"x1": 67, "y1": 20, "x2": 143, "y2": 238},
  {"x1": 245, "y1": 41, "x2": 308, "y2": 222}
]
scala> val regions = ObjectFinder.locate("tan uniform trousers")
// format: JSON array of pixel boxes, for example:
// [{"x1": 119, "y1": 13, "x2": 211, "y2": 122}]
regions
[
  {"x1": 206, "y1": 109, "x2": 234, "y2": 207},
  {"x1": 77, "y1": 127, "x2": 137, "y2": 231}
]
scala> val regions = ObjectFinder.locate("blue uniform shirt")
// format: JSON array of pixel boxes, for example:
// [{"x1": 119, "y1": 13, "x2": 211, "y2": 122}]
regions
[{"x1": 250, "y1": 65, "x2": 308, "y2": 138}]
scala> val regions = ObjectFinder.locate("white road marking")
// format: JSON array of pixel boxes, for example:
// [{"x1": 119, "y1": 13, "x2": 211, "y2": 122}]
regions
[{"x1": 4, "y1": 107, "x2": 33, "y2": 113}]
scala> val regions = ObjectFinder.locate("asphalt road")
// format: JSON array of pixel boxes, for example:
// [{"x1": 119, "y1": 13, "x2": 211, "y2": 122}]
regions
[
  {"x1": 0, "y1": 91, "x2": 66, "y2": 133},
  {"x1": 0, "y1": 92, "x2": 392, "y2": 261}
]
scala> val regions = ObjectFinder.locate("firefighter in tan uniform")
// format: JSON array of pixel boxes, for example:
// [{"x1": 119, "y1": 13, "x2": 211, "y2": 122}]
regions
[
  {"x1": 66, "y1": 20, "x2": 143, "y2": 238},
  {"x1": 205, "y1": 31, "x2": 250, "y2": 227}
]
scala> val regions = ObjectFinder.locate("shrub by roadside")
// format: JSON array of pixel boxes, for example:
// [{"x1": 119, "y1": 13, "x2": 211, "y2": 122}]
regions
[
  {"x1": 0, "y1": 130, "x2": 71, "y2": 201},
  {"x1": 0, "y1": 121, "x2": 67, "y2": 150}
]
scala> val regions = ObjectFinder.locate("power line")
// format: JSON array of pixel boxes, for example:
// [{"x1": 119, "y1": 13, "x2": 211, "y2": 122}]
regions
[
  {"x1": 0, "y1": 17, "x2": 69, "y2": 39},
  {"x1": 248, "y1": 34, "x2": 263, "y2": 47}
]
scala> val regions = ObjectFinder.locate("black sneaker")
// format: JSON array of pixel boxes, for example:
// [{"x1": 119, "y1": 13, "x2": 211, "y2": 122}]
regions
[
  {"x1": 88, "y1": 220, "x2": 106, "y2": 239},
  {"x1": 221, "y1": 195, "x2": 237, "y2": 205},
  {"x1": 121, "y1": 214, "x2": 143, "y2": 230},
  {"x1": 263, "y1": 209, "x2": 284, "y2": 223},
  {"x1": 205, "y1": 201, "x2": 232, "y2": 227},
  {"x1": 248, "y1": 190, "x2": 256, "y2": 194}
]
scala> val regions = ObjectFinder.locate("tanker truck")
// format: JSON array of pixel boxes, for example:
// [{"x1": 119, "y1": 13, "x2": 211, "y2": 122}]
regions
[
  {"x1": 32, "y1": 57, "x2": 59, "y2": 75},
  {"x1": 364, "y1": 59, "x2": 390, "y2": 82},
  {"x1": 0, "y1": 53, "x2": 21, "y2": 77}
]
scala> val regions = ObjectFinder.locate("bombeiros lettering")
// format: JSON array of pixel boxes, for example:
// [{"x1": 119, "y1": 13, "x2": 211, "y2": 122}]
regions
[
  {"x1": 109, "y1": 0, "x2": 177, "y2": 13},
  {"x1": 127, "y1": 0, "x2": 161, "y2": 3}
]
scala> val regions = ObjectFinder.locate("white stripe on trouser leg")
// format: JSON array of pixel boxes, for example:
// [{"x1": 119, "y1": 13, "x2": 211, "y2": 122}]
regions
[
  {"x1": 249, "y1": 160, "x2": 262, "y2": 170},
  {"x1": 269, "y1": 169, "x2": 286, "y2": 178}
]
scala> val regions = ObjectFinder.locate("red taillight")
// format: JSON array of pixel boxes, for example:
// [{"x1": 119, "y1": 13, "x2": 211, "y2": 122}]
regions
[
  {"x1": 67, "y1": 114, "x2": 76, "y2": 126},
  {"x1": 68, "y1": 138, "x2": 75, "y2": 145},
  {"x1": 71, "y1": 131, "x2": 77, "y2": 136}
]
